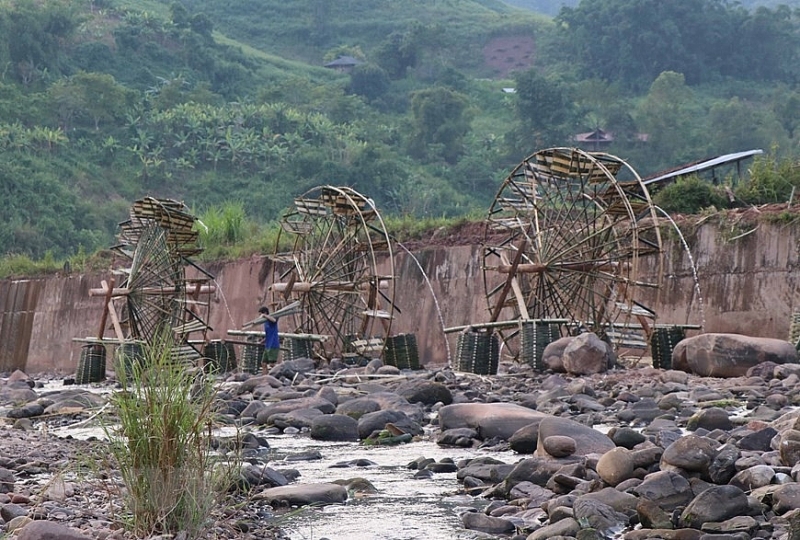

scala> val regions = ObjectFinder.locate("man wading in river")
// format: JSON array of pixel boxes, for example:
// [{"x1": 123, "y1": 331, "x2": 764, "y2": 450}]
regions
[{"x1": 258, "y1": 306, "x2": 280, "y2": 374}]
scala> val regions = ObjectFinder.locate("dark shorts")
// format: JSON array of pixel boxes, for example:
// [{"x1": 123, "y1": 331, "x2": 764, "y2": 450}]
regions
[{"x1": 262, "y1": 348, "x2": 279, "y2": 365}]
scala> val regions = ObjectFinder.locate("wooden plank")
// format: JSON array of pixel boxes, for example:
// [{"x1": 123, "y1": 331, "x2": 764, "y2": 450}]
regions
[{"x1": 107, "y1": 299, "x2": 126, "y2": 342}]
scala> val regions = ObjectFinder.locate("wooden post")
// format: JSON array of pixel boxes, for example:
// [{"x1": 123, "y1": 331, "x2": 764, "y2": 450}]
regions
[
  {"x1": 489, "y1": 239, "x2": 527, "y2": 323},
  {"x1": 97, "y1": 278, "x2": 115, "y2": 339}
]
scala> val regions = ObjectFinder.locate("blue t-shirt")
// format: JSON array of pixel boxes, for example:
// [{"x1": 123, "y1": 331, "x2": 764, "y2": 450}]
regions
[{"x1": 264, "y1": 319, "x2": 279, "y2": 350}]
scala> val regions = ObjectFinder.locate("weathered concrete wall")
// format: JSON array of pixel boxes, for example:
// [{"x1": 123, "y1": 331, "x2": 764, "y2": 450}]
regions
[{"x1": 1, "y1": 220, "x2": 798, "y2": 374}]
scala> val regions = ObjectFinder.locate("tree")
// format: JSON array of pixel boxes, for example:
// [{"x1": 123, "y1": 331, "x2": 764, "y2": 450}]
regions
[
  {"x1": 706, "y1": 97, "x2": 787, "y2": 156},
  {"x1": 508, "y1": 68, "x2": 575, "y2": 153},
  {"x1": 48, "y1": 72, "x2": 132, "y2": 130},
  {"x1": 348, "y1": 63, "x2": 389, "y2": 102},
  {"x1": 374, "y1": 31, "x2": 418, "y2": 79},
  {"x1": 772, "y1": 87, "x2": 800, "y2": 140},
  {"x1": 635, "y1": 71, "x2": 700, "y2": 168},
  {"x1": 408, "y1": 86, "x2": 472, "y2": 164}
]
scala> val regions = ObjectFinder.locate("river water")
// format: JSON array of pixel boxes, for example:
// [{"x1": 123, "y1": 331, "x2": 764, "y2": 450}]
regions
[{"x1": 234, "y1": 430, "x2": 519, "y2": 540}]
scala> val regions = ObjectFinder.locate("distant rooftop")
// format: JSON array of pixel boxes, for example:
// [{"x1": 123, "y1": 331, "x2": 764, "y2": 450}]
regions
[{"x1": 323, "y1": 56, "x2": 363, "y2": 68}]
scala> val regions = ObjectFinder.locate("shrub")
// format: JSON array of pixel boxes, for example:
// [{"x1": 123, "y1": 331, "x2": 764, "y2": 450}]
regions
[{"x1": 652, "y1": 175, "x2": 729, "y2": 215}]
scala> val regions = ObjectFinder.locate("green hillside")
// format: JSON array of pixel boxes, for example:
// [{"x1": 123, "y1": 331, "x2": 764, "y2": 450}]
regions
[{"x1": 1, "y1": 0, "x2": 799, "y2": 274}]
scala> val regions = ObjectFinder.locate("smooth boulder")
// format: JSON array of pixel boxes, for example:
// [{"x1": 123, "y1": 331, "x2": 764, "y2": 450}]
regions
[
  {"x1": 438, "y1": 403, "x2": 547, "y2": 440},
  {"x1": 672, "y1": 333, "x2": 797, "y2": 377}
]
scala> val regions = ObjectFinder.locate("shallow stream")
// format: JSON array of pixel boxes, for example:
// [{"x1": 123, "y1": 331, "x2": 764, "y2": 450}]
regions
[{"x1": 232, "y1": 431, "x2": 519, "y2": 540}]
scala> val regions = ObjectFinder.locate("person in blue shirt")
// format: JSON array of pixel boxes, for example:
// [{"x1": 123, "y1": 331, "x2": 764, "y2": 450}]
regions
[{"x1": 258, "y1": 306, "x2": 280, "y2": 373}]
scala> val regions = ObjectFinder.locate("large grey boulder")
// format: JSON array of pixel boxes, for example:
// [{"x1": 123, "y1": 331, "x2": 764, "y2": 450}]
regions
[
  {"x1": 438, "y1": 403, "x2": 547, "y2": 440},
  {"x1": 561, "y1": 332, "x2": 615, "y2": 375},
  {"x1": 672, "y1": 333, "x2": 797, "y2": 377}
]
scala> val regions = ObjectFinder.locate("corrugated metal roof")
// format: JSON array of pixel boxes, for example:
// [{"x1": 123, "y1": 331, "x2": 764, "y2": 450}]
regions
[{"x1": 644, "y1": 149, "x2": 763, "y2": 186}]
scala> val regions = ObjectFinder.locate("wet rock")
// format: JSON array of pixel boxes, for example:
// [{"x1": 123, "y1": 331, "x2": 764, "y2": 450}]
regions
[
  {"x1": 0, "y1": 467, "x2": 15, "y2": 494},
  {"x1": 737, "y1": 426, "x2": 777, "y2": 452},
  {"x1": 675, "y1": 333, "x2": 797, "y2": 378},
  {"x1": 597, "y1": 447, "x2": 635, "y2": 486},
  {"x1": 257, "y1": 483, "x2": 347, "y2": 507},
  {"x1": 536, "y1": 416, "x2": 614, "y2": 458},
  {"x1": 688, "y1": 407, "x2": 733, "y2": 432},
  {"x1": 255, "y1": 397, "x2": 336, "y2": 424},
  {"x1": 0, "y1": 382, "x2": 37, "y2": 405},
  {"x1": 678, "y1": 485, "x2": 749, "y2": 529},
  {"x1": 579, "y1": 487, "x2": 639, "y2": 517},
  {"x1": 542, "y1": 435, "x2": 576, "y2": 458},
  {"x1": 310, "y1": 414, "x2": 359, "y2": 441},
  {"x1": 608, "y1": 426, "x2": 646, "y2": 449},
  {"x1": 636, "y1": 498, "x2": 673, "y2": 529},
  {"x1": 268, "y1": 358, "x2": 316, "y2": 379},
  {"x1": 728, "y1": 464, "x2": 775, "y2": 491},
  {"x1": 0, "y1": 502, "x2": 27, "y2": 522},
  {"x1": 7, "y1": 402, "x2": 45, "y2": 419},
  {"x1": 661, "y1": 434, "x2": 719, "y2": 477},
  {"x1": 508, "y1": 422, "x2": 541, "y2": 454},
  {"x1": 357, "y1": 409, "x2": 421, "y2": 440},
  {"x1": 269, "y1": 407, "x2": 324, "y2": 430},
  {"x1": 624, "y1": 529, "x2": 703, "y2": 540},
  {"x1": 425, "y1": 460, "x2": 458, "y2": 473},
  {"x1": 239, "y1": 464, "x2": 288, "y2": 489},
  {"x1": 456, "y1": 457, "x2": 512, "y2": 485},
  {"x1": 16, "y1": 520, "x2": 91, "y2": 540},
  {"x1": 633, "y1": 470, "x2": 694, "y2": 511},
  {"x1": 708, "y1": 443, "x2": 740, "y2": 484},
  {"x1": 461, "y1": 511, "x2": 515, "y2": 534},
  {"x1": 573, "y1": 497, "x2": 628, "y2": 535},
  {"x1": 508, "y1": 482, "x2": 554, "y2": 505},
  {"x1": 541, "y1": 337, "x2": 572, "y2": 372},
  {"x1": 335, "y1": 397, "x2": 381, "y2": 419},
  {"x1": 394, "y1": 380, "x2": 452, "y2": 406},
  {"x1": 437, "y1": 427, "x2": 479, "y2": 447},
  {"x1": 526, "y1": 516, "x2": 580, "y2": 540},
  {"x1": 773, "y1": 483, "x2": 800, "y2": 514}
]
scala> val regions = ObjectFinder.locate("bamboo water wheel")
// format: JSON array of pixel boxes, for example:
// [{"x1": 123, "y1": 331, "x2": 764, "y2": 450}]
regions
[
  {"x1": 88, "y1": 197, "x2": 215, "y2": 362},
  {"x1": 482, "y1": 147, "x2": 664, "y2": 359},
  {"x1": 269, "y1": 186, "x2": 396, "y2": 360}
]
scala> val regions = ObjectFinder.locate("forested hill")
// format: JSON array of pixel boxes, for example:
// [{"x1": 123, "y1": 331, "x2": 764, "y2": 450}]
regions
[{"x1": 1, "y1": 0, "x2": 800, "y2": 269}]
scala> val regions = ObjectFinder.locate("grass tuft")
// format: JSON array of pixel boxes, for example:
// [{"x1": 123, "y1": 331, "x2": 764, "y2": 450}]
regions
[{"x1": 105, "y1": 334, "x2": 224, "y2": 537}]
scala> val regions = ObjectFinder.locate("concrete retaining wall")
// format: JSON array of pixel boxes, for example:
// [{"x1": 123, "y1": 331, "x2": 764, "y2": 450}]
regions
[{"x1": 1, "y1": 220, "x2": 798, "y2": 374}]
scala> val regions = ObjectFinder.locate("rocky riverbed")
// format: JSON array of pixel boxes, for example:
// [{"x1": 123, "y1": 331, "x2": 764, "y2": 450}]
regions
[{"x1": 4, "y1": 336, "x2": 800, "y2": 540}]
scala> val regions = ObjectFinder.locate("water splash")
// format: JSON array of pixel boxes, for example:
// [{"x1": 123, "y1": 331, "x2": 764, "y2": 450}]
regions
[
  {"x1": 393, "y1": 241, "x2": 451, "y2": 363},
  {"x1": 654, "y1": 206, "x2": 706, "y2": 331},
  {"x1": 212, "y1": 277, "x2": 238, "y2": 327}
]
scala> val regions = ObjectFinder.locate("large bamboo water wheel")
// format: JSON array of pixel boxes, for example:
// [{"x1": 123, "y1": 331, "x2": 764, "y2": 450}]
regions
[
  {"x1": 89, "y1": 197, "x2": 215, "y2": 361},
  {"x1": 482, "y1": 147, "x2": 664, "y2": 360},
  {"x1": 269, "y1": 186, "x2": 396, "y2": 360}
]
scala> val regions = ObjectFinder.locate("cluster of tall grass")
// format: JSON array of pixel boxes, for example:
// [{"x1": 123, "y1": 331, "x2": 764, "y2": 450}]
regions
[{"x1": 106, "y1": 334, "x2": 232, "y2": 536}]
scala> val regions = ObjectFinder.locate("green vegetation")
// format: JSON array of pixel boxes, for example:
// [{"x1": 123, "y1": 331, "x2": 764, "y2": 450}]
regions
[
  {"x1": 106, "y1": 335, "x2": 227, "y2": 537},
  {"x1": 1, "y1": 0, "x2": 800, "y2": 274},
  {"x1": 653, "y1": 176, "x2": 729, "y2": 215}
]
